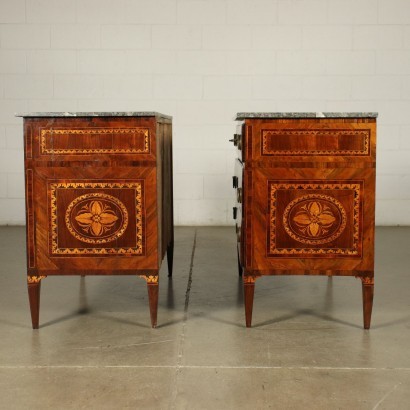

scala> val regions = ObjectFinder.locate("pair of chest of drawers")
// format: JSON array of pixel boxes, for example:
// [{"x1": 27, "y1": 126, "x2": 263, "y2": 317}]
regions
[
  {"x1": 19, "y1": 112, "x2": 173, "y2": 329},
  {"x1": 233, "y1": 112, "x2": 377, "y2": 328}
]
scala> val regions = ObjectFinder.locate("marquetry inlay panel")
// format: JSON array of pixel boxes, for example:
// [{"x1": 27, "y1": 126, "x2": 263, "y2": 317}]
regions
[
  {"x1": 40, "y1": 127, "x2": 150, "y2": 155},
  {"x1": 49, "y1": 181, "x2": 144, "y2": 256},
  {"x1": 262, "y1": 129, "x2": 370, "y2": 156},
  {"x1": 268, "y1": 181, "x2": 362, "y2": 257}
]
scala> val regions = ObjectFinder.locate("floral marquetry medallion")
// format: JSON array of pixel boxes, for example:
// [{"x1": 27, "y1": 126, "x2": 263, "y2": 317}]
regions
[
  {"x1": 283, "y1": 194, "x2": 347, "y2": 245},
  {"x1": 65, "y1": 194, "x2": 128, "y2": 244},
  {"x1": 49, "y1": 181, "x2": 144, "y2": 256},
  {"x1": 268, "y1": 181, "x2": 362, "y2": 257}
]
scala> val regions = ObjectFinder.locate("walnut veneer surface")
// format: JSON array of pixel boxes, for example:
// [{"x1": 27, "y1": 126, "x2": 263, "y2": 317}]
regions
[
  {"x1": 17, "y1": 112, "x2": 173, "y2": 329},
  {"x1": 232, "y1": 112, "x2": 377, "y2": 328}
]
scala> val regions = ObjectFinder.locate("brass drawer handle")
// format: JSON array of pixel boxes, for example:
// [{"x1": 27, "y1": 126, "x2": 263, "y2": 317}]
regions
[{"x1": 229, "y1": 134, "x2": 242, "y2": 150}]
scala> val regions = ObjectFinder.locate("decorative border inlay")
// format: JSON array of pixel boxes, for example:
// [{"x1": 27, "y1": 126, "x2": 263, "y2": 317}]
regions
[
  {"x1": 40, "y1": 128, "x2": 150, "y2": 155},
  {"x1": 269, "y1": 182, "x2": 361, "y2": 256},
  {"x1": 360, "y1": 277, "x2": 374, "y2": 285},
  {"x1": 262, "y1": 129, "x2": 370, "y2": 156},
  {"x1": 26, "y1": 124, "x2": 33, "y2": 159},
  {"x1": 27, "y1": 275, "x2": 46, "y2": 284},
  {"x1": 49, "y1": 181, "x2": 144, "y2": 256},
  {"x1": 26, "y1": 169, "x2": 35, "y2": 268},
  {"x1": 139, "y1": 275, "x2": 159, "y2": 284}
]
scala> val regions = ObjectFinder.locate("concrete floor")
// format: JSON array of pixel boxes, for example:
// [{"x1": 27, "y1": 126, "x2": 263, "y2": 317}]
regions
[{"x1": 0, "y1": 226, "x2": 409, "y2": 409}]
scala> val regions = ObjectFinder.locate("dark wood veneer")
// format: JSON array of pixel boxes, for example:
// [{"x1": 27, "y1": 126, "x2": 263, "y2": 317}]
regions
[
  {"x1": 22, "y1": 114, "x2": 173, "y2": 329},
  {"x1": 233, "y1": 115, "x2": 376, "y2": 329}
]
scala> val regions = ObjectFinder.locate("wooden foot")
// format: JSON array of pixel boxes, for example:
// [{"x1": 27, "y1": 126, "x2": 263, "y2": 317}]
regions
[
  {"x1": 139, "y1": 275, "x2": 159, "y2": 328},
  {"x1": 167, "y1": 242, "x2": 174, "y2": 278},
  {"x1": 361, "y1": 276, "x2": 374, "y2": 329},
  {"x1": 147, "y1": 282, "x2": 159, "y2": 328},
  {"x1": 27, "y1": 276, "x2": 46, "y2": 329},
  {"x1": 244, "y1": 276, "x2": 256, "y2": 327}
]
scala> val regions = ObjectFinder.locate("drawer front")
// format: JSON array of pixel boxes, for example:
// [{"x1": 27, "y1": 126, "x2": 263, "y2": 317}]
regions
[
  {"x1": 244, "y1": 167, "x2": 375, "y2": 274},
  {"x1": 243, "y1": 118, "x2": 376, "y2": 164},
  {"x1": 40, "y1": 127, "x2": 150, "y2": 155},
  {"x1": 26, "y1": 117, "x2": 157, "y2": 162},
  {"x1": 26, "y1": 167, "x2": 159, "y2": 274},
  {"x1": 262, "y1": 128, "x2": 369, "y2": 156}
]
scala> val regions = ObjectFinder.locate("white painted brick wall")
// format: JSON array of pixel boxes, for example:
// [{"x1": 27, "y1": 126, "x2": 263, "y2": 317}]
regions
[
  {"x1": 101, "y1": 25, "x2": 151, "y2": 49},
  {"x1": 0, "y1": 0, "x2": 25, "y2": 24},
  {"x1": 0, "y1": 0, "x2": 410, "y2": 225},
  {"x1": 51, "y1": 25, "x2": 101, "y2": 49},
  {"x1": 26, "y1": 0, "x2": 76, "y2": 23},
  {"x1": 0, "y1": 126, "x2": 6, "y2": 149}
]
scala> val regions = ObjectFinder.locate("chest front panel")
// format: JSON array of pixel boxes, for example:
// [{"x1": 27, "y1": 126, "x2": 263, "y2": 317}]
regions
[
  {"x1": 240, "y1": 118, "x2": 376, "y2": 275},
  {"x1": 24, "y1": 117, "x2": 162, "y2": 275}
]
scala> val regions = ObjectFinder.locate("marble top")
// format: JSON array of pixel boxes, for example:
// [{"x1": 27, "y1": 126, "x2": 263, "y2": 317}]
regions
[
  {"x1": 15, "y1": 111, "x2": 172, "y2": 119},
  {"x1": 235, "y1": 112, "x2": 378, "y2": 120}
]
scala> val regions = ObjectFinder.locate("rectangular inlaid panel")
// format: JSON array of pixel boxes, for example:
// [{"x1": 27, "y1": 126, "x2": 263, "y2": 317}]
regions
[
  {"x1": 49, "y1": 181, "x2": 145, "y2": 256},
  {"x1": 268, "y1": 180, "x2": 363, "y2": 257},
  {"x1": 262, "y1": 129, "x2": 370, "y2": 156},
  {"x1": 40, "y1": 127, "x2": 150, "y2": 155}
]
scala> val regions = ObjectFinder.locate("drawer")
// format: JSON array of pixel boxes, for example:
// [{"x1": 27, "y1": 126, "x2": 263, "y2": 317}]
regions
[
  {"x1": 25, "y1": 117, "x2": 157, "y2": 162},
  {"x1": 242, "y1": 118, "x2": 376, "y2": 164}
]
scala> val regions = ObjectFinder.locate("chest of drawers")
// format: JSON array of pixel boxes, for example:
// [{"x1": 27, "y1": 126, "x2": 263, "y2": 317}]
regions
[
  {"x1": 232, "y1": 112, "x2": 377, "y2": 328},
  {"x1": 18, "y1": 112, "x2": 173, "y2": 329}
]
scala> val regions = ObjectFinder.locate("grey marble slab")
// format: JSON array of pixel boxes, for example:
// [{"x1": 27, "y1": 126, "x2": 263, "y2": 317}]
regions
[
  {"x1": 235, "y1": 112, "x2": 378, "y2": 120},
  {"x1": 15, "y1": 111, "x2": 172, "y2": 119}
]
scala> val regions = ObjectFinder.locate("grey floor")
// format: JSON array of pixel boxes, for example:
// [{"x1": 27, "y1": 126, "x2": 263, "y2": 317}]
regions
[{"x1": 0, "y1": 226, "x2": 409, "y2": 409}]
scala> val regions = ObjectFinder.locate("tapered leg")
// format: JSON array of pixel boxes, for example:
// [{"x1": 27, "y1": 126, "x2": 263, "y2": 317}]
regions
[
  {"x1": 147, "y1": 282, "x2": 159, "y2": 328},
  {"x1": 27, "y1": 276, "x2": 46, "y2": 329},
  {"x1": 139, "y1": 275, "x2": 159, "y2": 328},
  {"x1": 361, "y1": 276, "x2": 374, "y2": 329},
  {"x1": 167, "y1": 241, "x2": 174, "y2": 278},
  {"x1": 244, "y1": 276, "x2": 256, "y2": 327}
]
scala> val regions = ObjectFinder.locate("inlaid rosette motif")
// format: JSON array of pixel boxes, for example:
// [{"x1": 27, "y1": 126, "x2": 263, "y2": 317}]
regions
[
  {"x1": 65, "y1": 194, "x2": 128, "y2": 244},
  {"x1": 283, "y1": 194, "x2": 347, "y2": 245}
]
